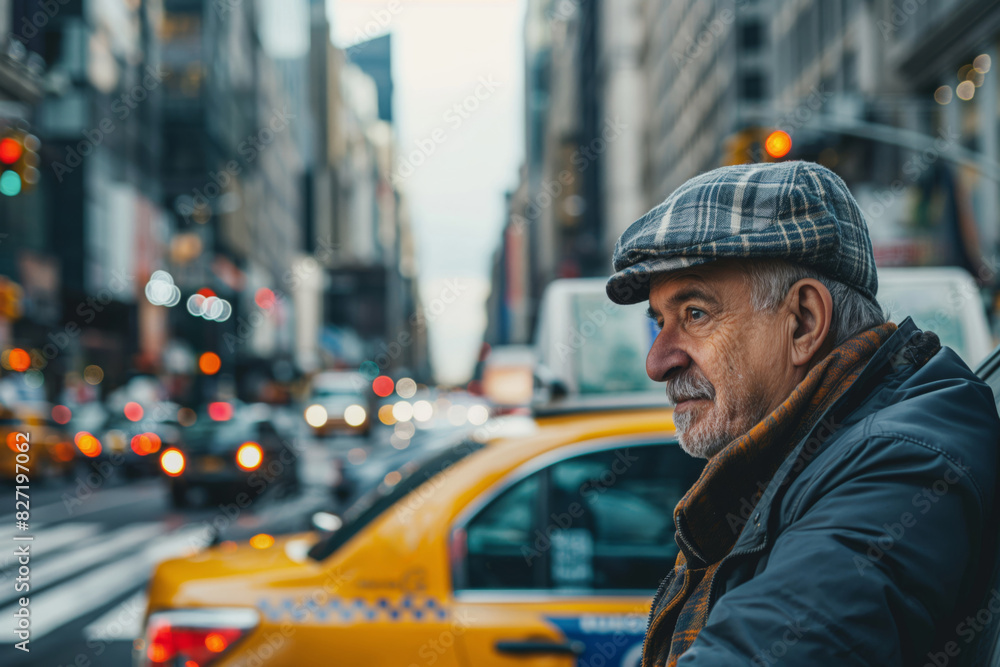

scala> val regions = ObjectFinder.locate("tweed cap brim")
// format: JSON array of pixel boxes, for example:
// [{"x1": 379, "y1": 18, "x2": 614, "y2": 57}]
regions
[{"x1": 606, "y1": 256, "x2": 718, "y2": 305}]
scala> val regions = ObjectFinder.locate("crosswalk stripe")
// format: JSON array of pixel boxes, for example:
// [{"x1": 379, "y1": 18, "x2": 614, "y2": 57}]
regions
[
  {"x1": 82, "y1": 590, "x2": 147, "y2": 643},
  {"x1": 0, "y1": 525, "x2": 207, "y2": 644},
  {"x1": 0, "y1": 522, "x2": 100, "y2": 576},
  {"x1": 0, "y1": 522, "x2": 163, "y2": 608}
]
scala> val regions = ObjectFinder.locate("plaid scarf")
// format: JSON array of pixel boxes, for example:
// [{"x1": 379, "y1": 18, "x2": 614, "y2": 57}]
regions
[{"x1": 644, "y1": 321, "x2": 899, "y2": 667}]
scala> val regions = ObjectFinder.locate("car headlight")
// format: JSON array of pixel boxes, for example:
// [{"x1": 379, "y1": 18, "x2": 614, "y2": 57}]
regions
[
  {"x1": 304, "y1": 404, "x2": 327, "y2": 428},
  {"x1": 344, "y1": 404, "x2": 366, "y2": 427},
  {"x1": 136, "y1": 607, "x2": 259, "y2": 667}
]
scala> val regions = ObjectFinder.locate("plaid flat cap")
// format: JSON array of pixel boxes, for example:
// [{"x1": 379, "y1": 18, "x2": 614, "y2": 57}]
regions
[{"x1": 606, "y1": 161, "x2": 877, "y2": 305}]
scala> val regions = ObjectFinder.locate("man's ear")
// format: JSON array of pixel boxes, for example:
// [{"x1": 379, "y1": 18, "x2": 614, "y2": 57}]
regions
[{"x1": 786, "y1": 278, "x2": 833, "y2": 367}]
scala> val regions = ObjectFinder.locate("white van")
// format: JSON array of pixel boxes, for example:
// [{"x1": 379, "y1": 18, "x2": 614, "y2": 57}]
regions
[
  {"x1": 877, "y1": 267, "x2": 994, "y2": 368},
  {"x1": 534, "y1": 278, "x2": 660, "y2": 397}
]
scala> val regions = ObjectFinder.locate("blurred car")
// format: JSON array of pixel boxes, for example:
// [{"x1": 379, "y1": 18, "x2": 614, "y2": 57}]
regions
[
  {"x1": 0, "y1": 376, "x2": 76, "y2": 481},
  {"x1": 98, "y1": 411, "x2": 183, "y2": 478},
  {"x1": 139, "y1": 400, "x2": 706, "y2": 666},
  {"x1": 304, "y1": 371, "x2": 372, "y2": 437},
  {"x1": 161, "y1": 404, "x2": 300, "y2": 508}
]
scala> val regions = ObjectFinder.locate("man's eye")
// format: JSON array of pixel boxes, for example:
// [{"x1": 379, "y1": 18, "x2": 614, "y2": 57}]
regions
[{"x1": 688, "y1": 308, "x2": 706, "y2": 321}]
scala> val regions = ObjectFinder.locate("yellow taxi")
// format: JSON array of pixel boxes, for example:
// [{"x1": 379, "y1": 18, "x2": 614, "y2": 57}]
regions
[
  {"x1": 0, "y1": 403, "x2": 75, "y2": 480},
  {"x1": 138, "y1": 401, "x2": 704, "y2": 667}
]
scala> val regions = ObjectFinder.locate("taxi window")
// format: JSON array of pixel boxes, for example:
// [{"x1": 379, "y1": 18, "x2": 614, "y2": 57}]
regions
[
  {"x1": 465, "y1": 473, "x2": 543, "y2": 589},
  {"x1": 457, "y1": 442, "x2": 703, "y2": 593},
  {"x1": 547, "y1": 444, "x2": 701, "y2": 590}
]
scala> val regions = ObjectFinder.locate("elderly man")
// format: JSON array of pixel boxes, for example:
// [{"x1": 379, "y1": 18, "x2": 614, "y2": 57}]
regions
[{"x1": 606, "y1": 161, "x2": 1000, "y2": 666}]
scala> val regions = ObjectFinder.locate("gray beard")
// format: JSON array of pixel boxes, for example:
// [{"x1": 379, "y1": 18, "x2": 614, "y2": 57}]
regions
[{"x1": 668, "y1": 368, "x2": 769, "y2": 459}]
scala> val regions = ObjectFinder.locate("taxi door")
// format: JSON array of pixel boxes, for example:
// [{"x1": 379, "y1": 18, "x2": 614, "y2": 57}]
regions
[{"x1": 450, "y1": 439, "x2": 703, "y2": 667}]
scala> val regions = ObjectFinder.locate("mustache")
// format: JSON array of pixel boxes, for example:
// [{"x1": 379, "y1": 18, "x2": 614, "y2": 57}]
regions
[{"x1": 665, "y1": 369, "x2": 716, "y2": 404}]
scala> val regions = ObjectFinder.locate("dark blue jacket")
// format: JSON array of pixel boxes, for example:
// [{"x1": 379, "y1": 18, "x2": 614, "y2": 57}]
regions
[{"x1": 670, "y1": 317, "x2": 1000, "y2": 666}]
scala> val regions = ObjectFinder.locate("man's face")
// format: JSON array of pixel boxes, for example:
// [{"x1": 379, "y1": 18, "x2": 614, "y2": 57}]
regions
[{"x1": 645, "y1": 261, "x2": 794, "y2": 459}]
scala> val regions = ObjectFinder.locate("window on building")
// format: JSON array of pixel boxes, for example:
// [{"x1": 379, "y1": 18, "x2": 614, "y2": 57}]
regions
[
  {"x1": 739, "y1": 21, "x2": 764, "y2": 52},
  {"x1": 740, "y1": 72, "x2": 766, "y2": 101}
]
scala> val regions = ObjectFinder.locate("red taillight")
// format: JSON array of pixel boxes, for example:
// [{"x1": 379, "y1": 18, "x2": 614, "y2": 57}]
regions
[
  {"x1": 208, "y1": 402, "x2": 233, "y2": 421},
  {"x1": 140, "y1": 609, "x2": 258, "y2": 667},
  {"x1": 146, "y1": 622, "x2": 242, "y2": 666}
]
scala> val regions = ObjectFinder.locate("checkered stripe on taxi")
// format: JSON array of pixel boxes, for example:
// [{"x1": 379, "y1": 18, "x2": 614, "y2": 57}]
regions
[{"x1": 257, "y1": 595, "x2": 449, "y2": 624}]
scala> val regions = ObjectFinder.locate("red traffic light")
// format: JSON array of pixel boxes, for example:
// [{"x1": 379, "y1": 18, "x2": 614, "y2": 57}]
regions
[{"x1": 0, "y1": 138, "x2": 22, "y2": 165}]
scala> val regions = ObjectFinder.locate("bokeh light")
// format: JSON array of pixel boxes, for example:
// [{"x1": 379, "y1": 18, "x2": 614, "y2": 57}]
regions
[
  {"x1": 177, "y1": 407, "x2": 197, "y2": 426},
  {"x1": 764, "y1": 130, "x2": 792, "y2": 159},
  {"x1": 392, "y1": 401, "x2": 413, "y2": 422},
  {"x1": 75, "y1": 432, "x2": 102, "y2": 458},
  {"x1": 468, "y1": 404, "x2": 490, "y2": 425},
  {"x1": 51, "y1": 404, "x2": 72, "y2": 424},
  {"x1": 378, "y1": 405, "x2": 397, "y2": 426},
  {"x1": 160, "y1": 449, "x2": 185, "y2": 476},
  {"x1": 347, "y1": 447, "x2": 367, "y2": 465},
  {"x1": 255, "y1": 288, "x2": 276, "y2": 309},
  {"x1": 124, "y1": 402, "x2": 144, "y2": 422},
  {"x1": 236, "y1": 442, "x2": 263, "y2": 471},
  {"x1": 395, "y1": 377, "x2": 417, "y2": 398},
  {"x1": 372, "y1": 375, "x2": 394, "y2": 397},
  {"x1": 344, "y1": 404, "x2": 367, "y2": 427},
  {"x1": 305, "y1": 404, "x2": 328, "y2": 428},
  {"x1": 83, "y1": 365, "x2": 104, "y2": 384},
  {"x1": 198, "y1": 352, "x2": 221, "y2": 375},
  {"x1": 412, "y1": 400, "x2": 433, "y2": 422},
  {"x1": 8, "y1": 348, "x2": 30, "y2": 372},
  {"x1": 208, "y1": 401, "x2": 233, "y2": 421},
  {"x1": 249, "y1": 533, "x2": 274, "y2": 549}
]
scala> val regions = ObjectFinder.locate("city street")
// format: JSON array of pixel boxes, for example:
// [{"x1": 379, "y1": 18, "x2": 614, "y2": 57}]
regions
[{"x1": 0, "y1": 430, "x2": 363, "y2": 666}]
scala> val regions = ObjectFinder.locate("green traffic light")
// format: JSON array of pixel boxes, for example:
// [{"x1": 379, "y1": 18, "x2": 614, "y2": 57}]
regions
[{"x1": 0, "y1": 170, "x2": 21, "y2": 196}]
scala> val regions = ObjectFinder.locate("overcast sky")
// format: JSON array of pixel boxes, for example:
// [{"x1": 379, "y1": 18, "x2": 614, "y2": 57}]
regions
[
  {"x1": 329, "y1": 0, "x2": 524, "y2": 385},
  {"x1": 259, "y1": 0, "x2": 524, "y2": 384}
]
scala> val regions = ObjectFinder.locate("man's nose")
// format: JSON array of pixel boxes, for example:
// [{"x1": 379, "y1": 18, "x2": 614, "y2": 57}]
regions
[{"x1": 646, "y1": 331, "x2": 691, "y2": 382}]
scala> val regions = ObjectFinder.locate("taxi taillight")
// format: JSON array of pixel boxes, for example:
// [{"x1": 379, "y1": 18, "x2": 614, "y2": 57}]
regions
[{"x1": 139, "y1": 609, "x2": 258, "y2": 667}]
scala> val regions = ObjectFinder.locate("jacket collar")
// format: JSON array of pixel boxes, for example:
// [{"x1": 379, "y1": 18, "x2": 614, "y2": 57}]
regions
[{"x1": 729, "y1": 317, "x2": 932, "y2": 553}]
